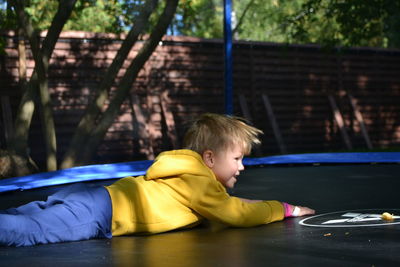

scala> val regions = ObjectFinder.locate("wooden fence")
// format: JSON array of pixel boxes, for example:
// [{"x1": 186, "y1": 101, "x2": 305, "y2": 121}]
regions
[{"x1": 1, "y1": 31, "x2": 399, "y2": 167}]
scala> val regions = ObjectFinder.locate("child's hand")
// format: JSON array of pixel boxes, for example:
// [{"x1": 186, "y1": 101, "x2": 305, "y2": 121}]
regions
[
  {"x1": 295, "y1": 206, "x2": 315, "y2": 216},
  {"x1": 283, "y1": 202, "x2": 315, "y2": 217}
]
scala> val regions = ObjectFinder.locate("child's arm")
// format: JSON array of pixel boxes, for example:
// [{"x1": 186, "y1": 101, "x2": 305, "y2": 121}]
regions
[
  {"x1": 240, "y1": 198, "x2": 315, "y2": 217},
  {"x1": 239, "y1": 197, "x2": 262, "y2": 203},
  {"x1": 189, "y1": 176, "x2": 314, "y2": 226}
]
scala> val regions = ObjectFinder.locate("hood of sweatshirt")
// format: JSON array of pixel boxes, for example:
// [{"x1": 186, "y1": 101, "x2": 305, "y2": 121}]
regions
[{"x1": 145, "y1": 149, "x2": 213, "y2": 180}]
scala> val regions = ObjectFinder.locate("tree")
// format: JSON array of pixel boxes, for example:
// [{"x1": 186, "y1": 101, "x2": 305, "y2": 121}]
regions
[
  {"x1": 9, "y1": 0, "x2": 78, "y2": 172},
  {"x1": 14, "y1": 0, "x2": 125, "y2": 33},
  {"x1": 168, "y1": 0, "x2": 307, "y2": 43},
  {"x1": 61, "y1": 0, "x2": 180, "y2": 168},
  {"x1": 173, "y1": 0, "x2": 223, "y2": 38},
  {"x1": 170, "y1": 0, "x2": 400, "y2": 49},
  {"x1": 278, "y1": 0, "x2": 400, "y2": 48},
  {"x1": 3, "y1": 0, "x2": 179, "y2": 172},
  {"x1": 0, "y1": 2, "x2": 17, "y2": 53},
  {"x1": 231, "y1": 0, "x2": 305, "y2": 42}
]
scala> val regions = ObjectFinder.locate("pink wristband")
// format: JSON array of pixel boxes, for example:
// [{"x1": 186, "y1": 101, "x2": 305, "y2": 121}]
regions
[
  {"x1": 283, "y1": 202, "x2": 301, "y2": 217},
  {"x1": 283, "y1": 202, "x2": 292, "y2": 217}
]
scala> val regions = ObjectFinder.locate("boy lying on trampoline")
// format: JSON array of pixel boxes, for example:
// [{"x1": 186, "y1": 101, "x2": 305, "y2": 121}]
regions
[{"x1": 0, "y1": 113, "x2": 315, "y2": 246}]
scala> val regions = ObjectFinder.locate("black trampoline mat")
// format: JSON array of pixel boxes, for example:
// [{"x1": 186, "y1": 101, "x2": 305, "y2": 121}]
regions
[{"x1": 1, "y1": 164, "x2": 400, "y2": 266}]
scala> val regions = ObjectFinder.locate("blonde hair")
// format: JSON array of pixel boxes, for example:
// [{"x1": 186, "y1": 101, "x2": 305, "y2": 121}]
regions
[{"x1": 183, "y1": 113, "x2": 263, "y2": 155}]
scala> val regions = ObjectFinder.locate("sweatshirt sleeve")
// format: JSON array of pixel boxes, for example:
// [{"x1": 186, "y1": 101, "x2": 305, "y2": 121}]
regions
[{"x1": 187, "y1": 175, "x2": 284, "y2": 227}]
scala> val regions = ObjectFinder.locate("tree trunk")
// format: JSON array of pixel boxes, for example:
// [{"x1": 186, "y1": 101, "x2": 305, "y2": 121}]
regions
[
  {"x1": 60, "y1": 0, "x2": 159, "y2": 169},
  {"x1": 15, "y1": 3, "x2": 58, "y2": 171},
  {"x1": 9, "y1": 0, "x2": 77, "y2": 171},
  {"x1": 74, "y1": 0, "x2": 179, "y2": 166}
]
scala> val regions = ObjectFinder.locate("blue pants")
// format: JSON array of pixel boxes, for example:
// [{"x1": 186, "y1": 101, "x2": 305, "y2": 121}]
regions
[{"x1": 0, "y1": 184, "x2": 112, "y2": 247}]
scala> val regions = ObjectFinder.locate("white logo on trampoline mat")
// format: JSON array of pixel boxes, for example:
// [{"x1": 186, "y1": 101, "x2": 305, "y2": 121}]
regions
[
  {"x1": 322, "y1": 212, "x2": 400, "y2": 224},
  {"x1": 299, "y1": 209, "x2": 400, "y2": 228}
]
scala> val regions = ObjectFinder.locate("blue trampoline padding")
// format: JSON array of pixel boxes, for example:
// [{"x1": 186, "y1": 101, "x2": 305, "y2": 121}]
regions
[
  {"x1": 0, "y1": 152, "x2": 399, "y2": 193},
  {"x1": 243, "y1": 152, "x2": 400, "y2": 166},
  {"x1": 0, "y1": 160, "x2": 153, "y2": 193}
]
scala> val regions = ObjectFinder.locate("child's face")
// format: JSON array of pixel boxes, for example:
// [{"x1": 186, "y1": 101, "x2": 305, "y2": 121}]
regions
[{"x1": 206, "y1": 145, "x2": 245, "y2": 189}]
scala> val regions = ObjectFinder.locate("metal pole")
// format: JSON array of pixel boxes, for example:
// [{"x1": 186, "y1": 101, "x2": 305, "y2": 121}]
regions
[{"x1": 223, "y1": 0, "x2": 233, "y2": 115}]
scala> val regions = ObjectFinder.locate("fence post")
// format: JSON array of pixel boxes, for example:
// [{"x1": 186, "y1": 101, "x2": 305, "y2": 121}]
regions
[
  {"x1": 327, "y1": 94, "x2": 353, "y2": 150},
  {"x1": 262, "y1": 93, "x2": 287, "y2": 154}
]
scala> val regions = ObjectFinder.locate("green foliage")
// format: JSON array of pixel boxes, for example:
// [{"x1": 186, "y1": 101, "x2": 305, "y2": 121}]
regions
[
  {"x1": 278, "y1": 0, "x2": 400, "y2": 48},
  {"x1": 10, "y1": 0, "x2": 126, "y2": 33},
  {"x1": 24, "y1": 0, "x2": 57, "y2": 30},
  {"x1": 2, "y1": 0, "x2": 400, "y2": 49},
  {"x1": 0, "y1": 0, "x2": 17, "y2": 54},
  {"x1": 64, "y1": 0, "x2": 125, "y2": 33},
  {"x1": 3, "y1": 0, "x2": 165, "y2": 35},
  {"x1": 168, "y1": 0, "x2": 308, "y2": 43},
  {"x1": 171, "y1": 0, "x2": 400, "y2": 49},
  {"x1": 233, "y1": 0, "x2": 304, "y2": 43},
  {"x1": 174, "y1": 0, "x2": 223, "y2": 38},
  {"x1": 0, "y1": 1, "x2": 16, "y2": 29}
]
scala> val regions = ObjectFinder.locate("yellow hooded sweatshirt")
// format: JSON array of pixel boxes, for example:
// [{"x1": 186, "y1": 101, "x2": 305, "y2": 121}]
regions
[{"x1": 105, "y1": 149, "x2": 284, "y2": 236}]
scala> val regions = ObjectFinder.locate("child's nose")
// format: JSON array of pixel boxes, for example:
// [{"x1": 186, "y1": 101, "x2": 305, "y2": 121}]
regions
[{"x1": 238, "y1": 160, "x2": 245, "y2": 171}]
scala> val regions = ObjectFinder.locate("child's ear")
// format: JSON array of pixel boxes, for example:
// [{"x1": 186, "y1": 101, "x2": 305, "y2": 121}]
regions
[{"x1": 202, "y1": 150, "x2": 215, "y2": 168}]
